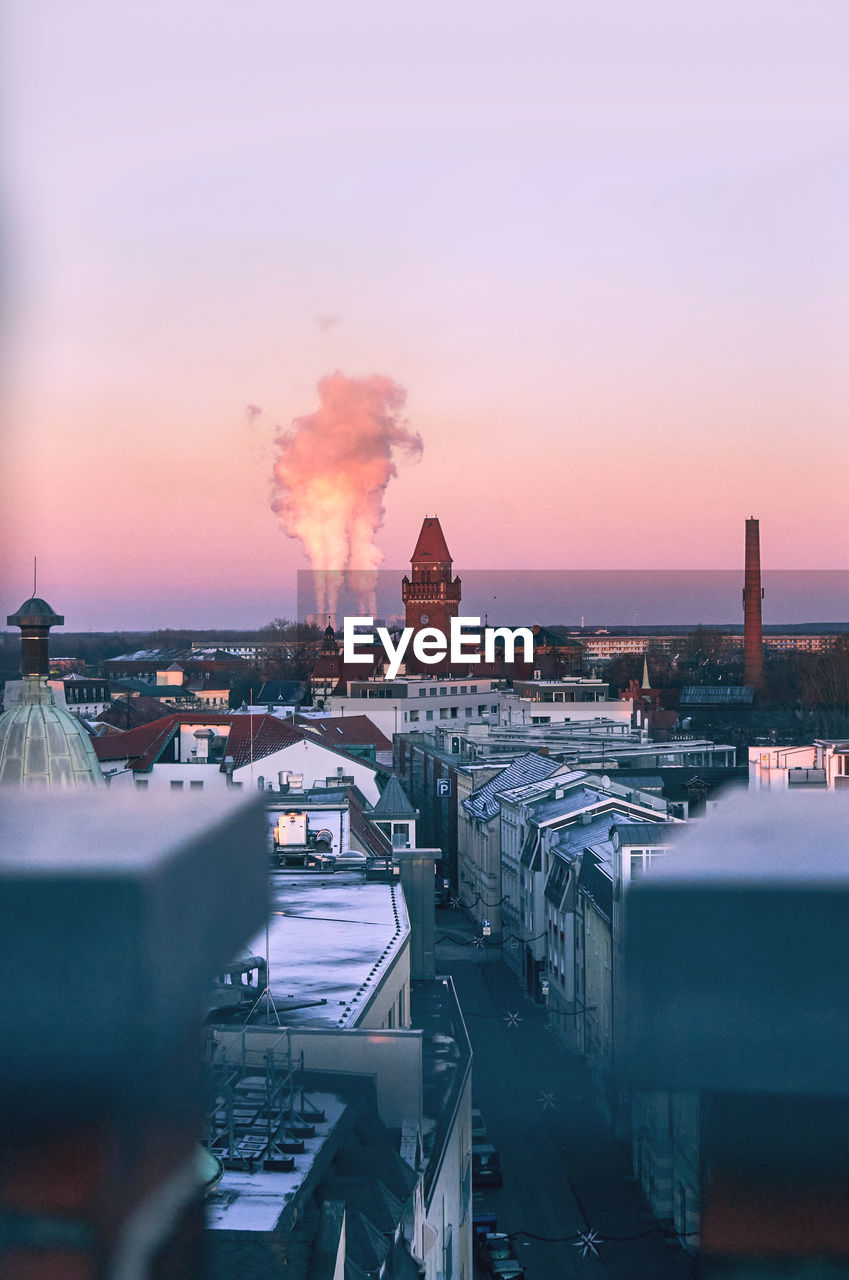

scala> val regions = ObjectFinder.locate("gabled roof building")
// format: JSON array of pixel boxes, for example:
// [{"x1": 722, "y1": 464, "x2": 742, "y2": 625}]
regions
[
  {"x1": 457, "y1": 751, "x2": 566, "y2": 937},
  {"x1": 93, "y1": 711, "x2": 386, "y2": 804}
]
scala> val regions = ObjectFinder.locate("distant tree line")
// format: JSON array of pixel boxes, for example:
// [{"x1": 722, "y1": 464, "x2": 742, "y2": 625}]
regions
[
  {"x1": 228, "y1": 619, "x2": 324, "y2": 709},
  {"x1": 604, "y1": 631, "x2": 849, "y2": 743}
]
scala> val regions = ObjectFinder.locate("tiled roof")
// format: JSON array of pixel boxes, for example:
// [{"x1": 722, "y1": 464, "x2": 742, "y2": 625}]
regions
[
  {"x1": 410, "y1": 515, "x2": 452, "y2": 564},
  {"x1": 462, "y1": 753, "x2": 559, "y2": 822},
  {"x1": 347, "y1": 787, "x2": 392, "y2": 859},
  {"x1": 552, "y1": 812, "x2": 655, "y2": 857},
  {"x1": 91, "y1": 710, "x2": 387, "y2": 777},
  {"x1": 91, "y1": 712, "x2": 303, "y2": 772},
  {"x1": 372, "y1": 774, "x2": 417, "y2": 819},
  {"x1": 91, "y1": 716, "x2": 180, "y2": 770},
  {"x1": 295, "y1": 715, "x2": 392, "y2": 752},
  {"x1": 613, "y1": 822, "x2": 676, "y2": 847},
  {"x1": 498, "y1": 770, "x2": 586, "y2": 807},
  {"x1": 226, "y1": 716, "x2": 304, "y2": 769}
]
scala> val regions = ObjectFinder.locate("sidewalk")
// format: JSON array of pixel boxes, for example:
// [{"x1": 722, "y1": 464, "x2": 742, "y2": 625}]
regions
[{"x1": 435, "y1": 906, "x2": 695, "y2": 1280}]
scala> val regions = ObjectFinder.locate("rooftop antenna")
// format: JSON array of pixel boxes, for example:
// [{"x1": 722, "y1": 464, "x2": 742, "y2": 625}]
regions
[
  {"x1": 243, "y1": 920, "x2": 281, "y2": 1027},
  {"x1": 33, "y1": 556, "x2": 37, "y2": 597},
  {"x1": 249, "y1": 689, "x2": 255, "y2": 785}
]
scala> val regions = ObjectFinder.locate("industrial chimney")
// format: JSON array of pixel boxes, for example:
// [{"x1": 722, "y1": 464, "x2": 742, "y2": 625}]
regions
[{"x1": 743, "y1": 517, "x2": 764, "y2": 687}]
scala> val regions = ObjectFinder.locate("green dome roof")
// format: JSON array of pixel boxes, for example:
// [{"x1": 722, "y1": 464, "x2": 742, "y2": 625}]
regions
[
  {"x1": 0, "y1": 678, "x2": 104, "y2": 788},
  {"x1": 6, "y1": 597, "x2": 64, "y2": 628}
]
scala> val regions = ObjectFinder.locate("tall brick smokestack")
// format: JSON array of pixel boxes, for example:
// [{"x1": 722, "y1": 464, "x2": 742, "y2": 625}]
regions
[{"x1": 743, "y1": 517, "x2": 764, "y2": 687}]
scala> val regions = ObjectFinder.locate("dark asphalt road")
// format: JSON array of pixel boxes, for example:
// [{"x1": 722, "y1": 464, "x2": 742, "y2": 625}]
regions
[{"x1": 436, "y1": 909, "x2": 695, "y2": 1280}]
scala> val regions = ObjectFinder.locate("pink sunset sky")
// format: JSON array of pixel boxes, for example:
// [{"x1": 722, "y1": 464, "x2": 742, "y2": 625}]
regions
[{"x1": 1, "y1": 3, "x2": 847, "y2": 629}]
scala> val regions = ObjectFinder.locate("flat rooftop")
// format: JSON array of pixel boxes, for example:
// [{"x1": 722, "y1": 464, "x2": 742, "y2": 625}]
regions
[
  {"x1": 206, "y1": 1090, "x2": 349, "y2": 1233},
  {"x1": 214, "y1": 871, "x2": 409, "y2": 1029}
]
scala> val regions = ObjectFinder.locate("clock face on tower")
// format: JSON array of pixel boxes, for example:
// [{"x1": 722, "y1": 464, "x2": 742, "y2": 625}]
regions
[{"x1": 420, "y1": 613, "x2": 430, "y2": 625}]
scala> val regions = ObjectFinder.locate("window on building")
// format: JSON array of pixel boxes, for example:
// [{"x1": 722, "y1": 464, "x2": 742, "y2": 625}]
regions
[
  {"x1": 426, "y1": 710, "x2": 434, "y2": 721},
  {"x1": 440, "y1": 708, "x2": 449, "y2": 719},
  {"x1": 470, "y1": 685, "x2": 477, "y2": 693},
  {"x1": 419, "y1": 688, "x2": 427, "y2": 697},
  {"x1": 465, "y1": 707, "x2": 473, "y2": 717},
  {"x1": 393, "y1": 822, "x2": 410, "y2": 848},
  {"x1": 450, "y1": 707, "x2": 458, "y2": 718},
  {"x1": 170, "y1": 780, "x2": 184, "y2": 790},
  {"x1": 461, "y1": 686, "x2": 467, "y2": 694},
  {"x1": 190, "y1": 780, "x2": 204, "y2": 790},
  {"x1": 440, "y1": 687, "x2": 447, "y2": 696},
  {"x1": 409, "y1": 710, "x2": 419, "y2": 723},
  {"x1": 135, "y1": 778, "x2": 149, "y2": 789},
  {"x1": 429, "y1": 688, "x2": 437, "y2": 697},
  {"x1": 478, "y1": 705, "x2": 486, "y2": 715}
]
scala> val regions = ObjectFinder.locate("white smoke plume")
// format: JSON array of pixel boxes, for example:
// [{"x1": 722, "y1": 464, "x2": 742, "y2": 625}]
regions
[{"x1": 271, "y1": 372, "x2": 422, "y2": 622}]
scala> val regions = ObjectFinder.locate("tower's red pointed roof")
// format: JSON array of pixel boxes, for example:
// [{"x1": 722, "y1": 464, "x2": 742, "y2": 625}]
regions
[{"x1": 410, "y1": 516, "x2": 452, "y2": 564}]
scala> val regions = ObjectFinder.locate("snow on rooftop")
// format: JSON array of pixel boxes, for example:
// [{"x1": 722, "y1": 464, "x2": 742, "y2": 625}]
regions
[
  {"x1": 230, "y1": 873, "x2": 410, "y2": 1028},
  {"x1": 207, "y1": 1091, "x2": 348, "y2": 1232}
]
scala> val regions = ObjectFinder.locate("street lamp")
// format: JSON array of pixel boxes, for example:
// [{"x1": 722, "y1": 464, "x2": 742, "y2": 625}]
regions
[{"x1": 540, "y1": 977, "x2": 550, "y2": 1030}]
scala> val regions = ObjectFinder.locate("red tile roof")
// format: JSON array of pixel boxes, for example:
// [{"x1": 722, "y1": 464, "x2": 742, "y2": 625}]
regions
[
  {"x1": 293, "y1": 715, "x2": 392, "y2": 752},
  {"x1": 92, "y1": 711, "x2": 303, "y2": 772},
  {"x1": 410, "y1": 516, "x2": 452, "y2": 564},
  {"x1": 225, "y1": 715, "x2": 303, "y2": 769},
  {"x1": 92, "y1": 716, "x2": 182, "y2": 771},
  {"x1": 90, "y1": 711, "x2": 386, "y2": 775}
]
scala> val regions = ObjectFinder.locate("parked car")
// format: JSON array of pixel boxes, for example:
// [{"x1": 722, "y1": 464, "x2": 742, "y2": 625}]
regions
[
  {"x1": 473, "y1": 1214, "x2": 498, "y2": 1255},
  {"x1": 471, "y1": 1109, "x2": 488, "y2": 1143},
  {"x1": 479, "y1": 1233, "x2": 515, "y2": 1274},
  {"x1": 487, "y1": 1259, "x2": 525, "y2": 1280},
  {"x1": 472, "y1": 1144, "x2": 503, "y2": 1187}
]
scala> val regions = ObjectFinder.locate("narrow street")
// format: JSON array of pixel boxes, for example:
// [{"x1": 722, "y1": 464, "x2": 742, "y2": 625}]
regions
[{"x1": 436, "y1": 908, "x2": 695, "y2": 1280}]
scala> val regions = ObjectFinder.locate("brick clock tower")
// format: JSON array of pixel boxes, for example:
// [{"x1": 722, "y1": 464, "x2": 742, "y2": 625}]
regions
[{"x1": 402, "y1": 517, "x2": 461, "y2": 671}]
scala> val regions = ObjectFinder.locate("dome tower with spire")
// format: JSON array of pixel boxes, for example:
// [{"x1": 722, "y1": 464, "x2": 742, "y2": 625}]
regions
[{"x1": 0, "y1": 595, "x2": 104, "y2": 787}]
